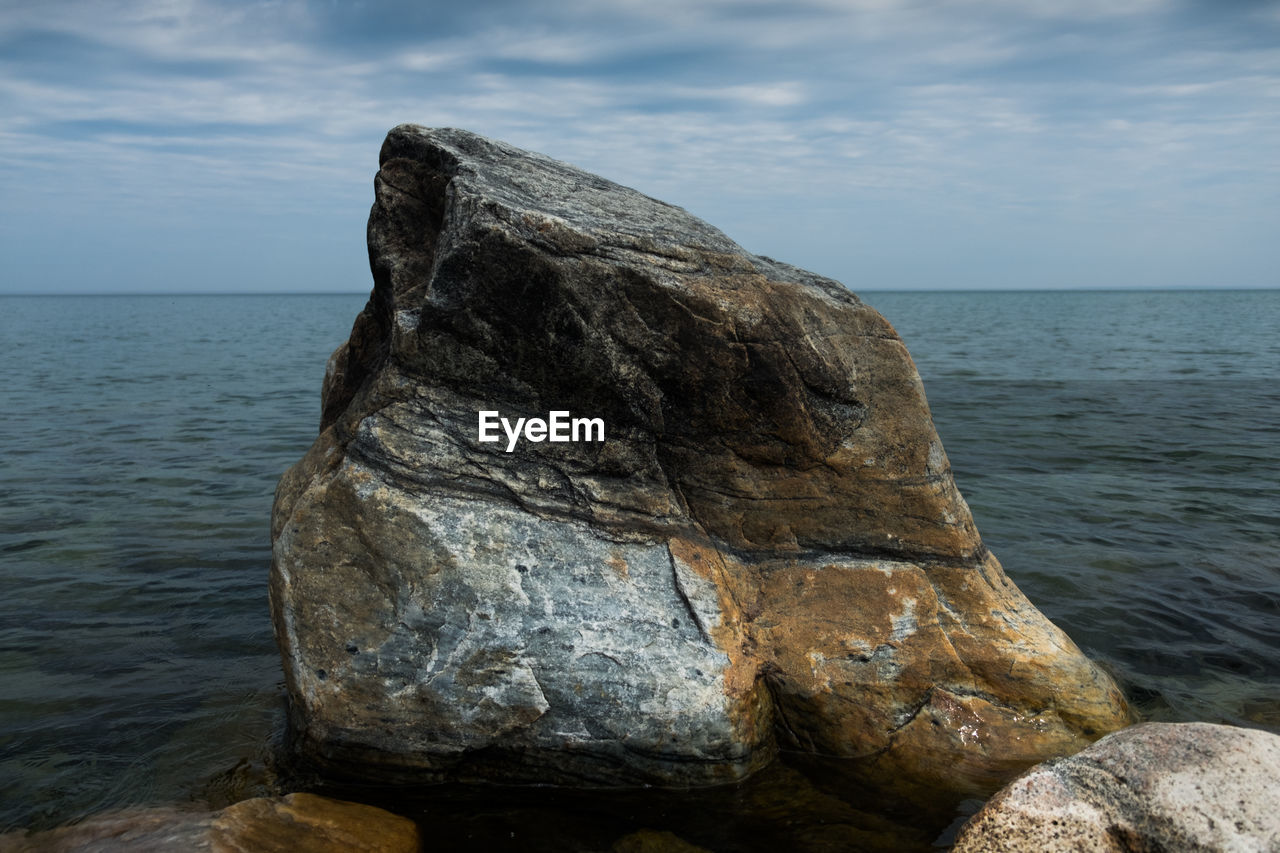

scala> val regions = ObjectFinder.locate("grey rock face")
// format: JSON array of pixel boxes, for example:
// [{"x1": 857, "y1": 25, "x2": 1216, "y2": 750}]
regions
[
  {"x1": 269, "y1": 125, "x2": 1130, "y2": 789},
  {"x1": 952, "y1": 722, "x2": 1280, "y2": 852}
]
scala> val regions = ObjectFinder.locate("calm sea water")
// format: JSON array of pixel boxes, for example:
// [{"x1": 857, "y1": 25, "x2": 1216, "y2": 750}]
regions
[{"x1": 1, "y1": 291, "x2": 1277, "y2": 848}]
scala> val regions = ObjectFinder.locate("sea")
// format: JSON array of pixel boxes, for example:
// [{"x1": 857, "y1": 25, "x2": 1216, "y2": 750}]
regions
[{"x1": 1, "y1": 290, "x2": 1277, "y2": 850}]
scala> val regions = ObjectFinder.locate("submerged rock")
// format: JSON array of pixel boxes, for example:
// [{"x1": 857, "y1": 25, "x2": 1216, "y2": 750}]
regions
[
  {"x1": 952, "y1": 722, "x2": 1280, "y2": 851},
  {"x1": 269, "y1": 125, "x2": 1130, "y2": 791},
  {"x1": 0, "y1": 794, "x2": 419, "y2": 852},
  {"x1": 610, "y1": 829, "x2": 713, "y2": 853}
]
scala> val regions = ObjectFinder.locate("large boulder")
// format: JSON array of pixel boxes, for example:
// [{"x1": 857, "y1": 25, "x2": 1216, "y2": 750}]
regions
[
  {"x1": 269, "y1": 125, "x2": 1130, "y2": 790},
  {"x1": 952, "y1": 722, "x2": 1280, "y2": 851}
]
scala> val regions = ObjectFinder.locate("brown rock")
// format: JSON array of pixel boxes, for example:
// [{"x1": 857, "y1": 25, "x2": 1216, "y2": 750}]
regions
[
  {"x1": 269, "y1": 125, "x2": 1130, "y2": 793},
  {"x1": 0, "y1": 807, "x2": 212, "y2": 853},
  {"x1": 952, "y1": 722, "x2": 1280, "y2": 851},
  {"x1": 0, "y1": 794, "x2": 418, "y2": 853},
  {"x1": 610, "y1": 829, "x2": 713, "y2": 853},
  {"x1": 211, "y1": 794, "x2": 418, "y2": 852}
]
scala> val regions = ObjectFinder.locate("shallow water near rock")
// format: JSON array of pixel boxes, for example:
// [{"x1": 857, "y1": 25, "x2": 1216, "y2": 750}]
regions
[{"x1": 1, "y1": 290, "x2": 1276, "y2": 849}]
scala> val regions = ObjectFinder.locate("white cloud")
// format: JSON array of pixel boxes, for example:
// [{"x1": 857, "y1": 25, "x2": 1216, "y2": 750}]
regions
[
  {"x1": 0, "y1": 0, "x2": 1277, "y2": 291},
  {"x1": 398, "y1": 48, "x2": 464, "y2": 72}
]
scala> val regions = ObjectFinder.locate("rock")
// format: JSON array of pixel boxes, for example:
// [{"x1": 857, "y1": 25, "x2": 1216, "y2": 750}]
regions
[
  {"x1": 208, "y1": 794, "x2": 418, "y2": 853},
  {"x1": 952, "y1": 722, "x2": 1280, "y2": 851},
  {"x1": 0, "y1": 807, "x2": 211, "y2": 853},
  {"x1": 269, "y1": 125, "x2": 1130, "y2": 791},
  {"x1": 610, "y1": 829, "x2": 713, "y2": 853},
  {"x1": 0, "y1": 793, "x2": 419, "y2": 852}
]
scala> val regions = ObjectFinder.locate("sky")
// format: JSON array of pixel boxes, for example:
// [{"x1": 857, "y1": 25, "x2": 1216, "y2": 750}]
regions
[{"x1": 1, "y1": 0, "x2": 1278, "y2": 294}]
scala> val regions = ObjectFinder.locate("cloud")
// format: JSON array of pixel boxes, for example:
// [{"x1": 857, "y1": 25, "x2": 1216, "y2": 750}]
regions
[{"x1": 1, "y1": 0, "x2": 1277, "y2": 292}]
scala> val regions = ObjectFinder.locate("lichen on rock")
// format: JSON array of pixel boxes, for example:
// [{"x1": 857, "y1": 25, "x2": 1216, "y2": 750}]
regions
[{"x1": 269, "y1": 125, "x2": 1131, "y2": 792}]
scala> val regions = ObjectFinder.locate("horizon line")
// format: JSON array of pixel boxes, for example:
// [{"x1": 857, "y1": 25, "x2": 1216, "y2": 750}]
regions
[{"x1": 2, "y1": 285, "x2": 1277, "y2": 297}]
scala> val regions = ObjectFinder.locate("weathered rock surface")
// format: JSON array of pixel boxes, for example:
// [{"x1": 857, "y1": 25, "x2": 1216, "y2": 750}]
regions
[
  {"x1": 952, "y1": 722, "x2": 1280, "y2": 851},
  {"x1": 0, "y1": 793, "x2": 419, "y2": 852},
  {"x1": 269, "y1": 125, "x2": 1130, "y2": 791}
]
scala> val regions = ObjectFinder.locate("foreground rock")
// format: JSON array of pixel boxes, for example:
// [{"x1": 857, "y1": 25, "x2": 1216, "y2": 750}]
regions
[
  {"x1": 0, "y1": 794, "x2": 418, "y2": 852},
  {"x1": 269, "y1": 125, "x2": 1130, "y2": 791},
  {"x1": 953, "y1": 722, "x2": 1280, "y2": 851}
]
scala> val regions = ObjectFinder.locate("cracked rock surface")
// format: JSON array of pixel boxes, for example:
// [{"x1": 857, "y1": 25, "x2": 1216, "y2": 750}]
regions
[
  {"x1": 269, "y1": 125, "x2": 1131, "y2": 790},
  {"x1": 952, "y1": 722, "x2": 1280, "y2": 851}
]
